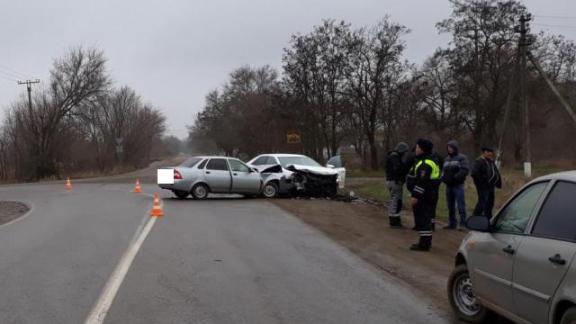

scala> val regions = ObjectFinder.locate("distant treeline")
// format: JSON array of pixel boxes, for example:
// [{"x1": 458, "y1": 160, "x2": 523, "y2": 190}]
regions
[
  {"x1": 0, "y1": 47, "x2": 174, "y2": 181},
  {"x1": 189, "y1": 0, "x2": 576, "y2": 169}
]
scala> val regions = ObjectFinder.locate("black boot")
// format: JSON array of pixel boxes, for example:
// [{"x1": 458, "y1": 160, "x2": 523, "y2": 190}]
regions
[
  {"x1": 410, "y1": 235, "x2": 432, "y2": 251},
  {"x1": 389, "y1": 216, "x2": 403, "y2": 228},
  {"x1": 409, "y1": 243, "x2": 430, "y2": 251}
]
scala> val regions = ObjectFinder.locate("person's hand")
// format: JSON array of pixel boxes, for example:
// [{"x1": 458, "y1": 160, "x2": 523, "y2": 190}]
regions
[{"x1": 410, "y1": 197, "x2": 418, "y2": 207}]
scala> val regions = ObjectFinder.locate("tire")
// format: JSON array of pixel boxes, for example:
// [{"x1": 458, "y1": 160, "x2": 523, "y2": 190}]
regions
[
  {"x1": 560, "y1": 307, "x2": 576, "y2": 324},
  {"x1": 173, "y1": 190, "x2": 189, "y2": 200},
  {"x1": 262, "y1": 182, "x2": 279, "y2": 198},
  {"x1": 191, "y1": 183, "x2": 209, "y2": 200},
  {"x1": 448, "y1": 264, "x2": 491, "y2": 323}
]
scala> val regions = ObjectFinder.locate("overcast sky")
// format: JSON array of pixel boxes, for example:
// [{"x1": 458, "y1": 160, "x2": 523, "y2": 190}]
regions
[{"x1": 1, "y1": 0, "x2": 575, "y2": 139}]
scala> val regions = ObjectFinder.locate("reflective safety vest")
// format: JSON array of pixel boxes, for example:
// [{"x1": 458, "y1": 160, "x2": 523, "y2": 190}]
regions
[{"x1": 410, "y1": 159, "x2": 441, "y2": 180}]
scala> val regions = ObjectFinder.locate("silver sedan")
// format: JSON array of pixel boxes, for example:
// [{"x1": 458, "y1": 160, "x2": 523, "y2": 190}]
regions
[{"x1": 158, "y1": 156, "x2": 263, "y2": 199}]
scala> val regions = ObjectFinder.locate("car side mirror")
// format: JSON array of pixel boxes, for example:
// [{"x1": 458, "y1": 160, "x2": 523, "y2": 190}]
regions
[
  {"x1": 250, "y1": 167, "x2": 258, "y2": 173},
  {"x1": 326, "y1": 164, "x2": 335, "y2": 169},
  {"x1": 466, "y1": 216, "x2": 491, "y2": 232}
]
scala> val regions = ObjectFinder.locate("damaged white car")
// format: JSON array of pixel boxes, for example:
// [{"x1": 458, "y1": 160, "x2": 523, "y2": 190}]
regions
[{"x1": 247, "y1": 154, "x2": 342, "y2": 198}]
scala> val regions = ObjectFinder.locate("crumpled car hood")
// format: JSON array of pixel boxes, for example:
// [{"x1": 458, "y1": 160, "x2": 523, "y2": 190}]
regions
[{"x1": 285, "y1": 164, "x2": 339, "y2": 176}]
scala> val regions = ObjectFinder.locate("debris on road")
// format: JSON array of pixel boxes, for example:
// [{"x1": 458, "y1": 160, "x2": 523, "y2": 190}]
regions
[{"x1": 0, "y1": 201, "x2": 30, "y2": 226}]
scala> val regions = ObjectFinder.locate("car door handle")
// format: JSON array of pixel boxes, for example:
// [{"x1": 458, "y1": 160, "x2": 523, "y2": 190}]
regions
[
  {"x1": 233, "y1": 173, "x2": 238, "y2": 176},
  {"x1": 549, "y1": 254, "x2": 566, "y2": 265},
  {"x1": 502, "y1": 245, "x2": 515, "y2": 255},
  {"x1": 206, "y1": 171, "x2": 211, "y2": 174}
]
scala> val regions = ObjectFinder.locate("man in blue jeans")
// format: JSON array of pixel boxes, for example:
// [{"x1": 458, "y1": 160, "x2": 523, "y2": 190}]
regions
[{"x1": 442, "y1": 140, "x2": 470, "y2": 230}]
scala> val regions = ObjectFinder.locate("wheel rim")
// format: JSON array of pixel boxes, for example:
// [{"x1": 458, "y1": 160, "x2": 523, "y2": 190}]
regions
[
  {"x1": 263, "y1": 184, "x2": 277, "y2": 197},
  {"x1": 195, "y1": 186, "x2": 207, "y2": 198},
  {"x1": 453, "y1": 272, "x2": 481, "y2": 317}
]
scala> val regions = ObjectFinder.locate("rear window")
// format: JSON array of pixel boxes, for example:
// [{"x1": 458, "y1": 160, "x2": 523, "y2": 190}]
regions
[
  {"x1": 179, "y1": 157, "x2": 202, "y2": 168},
  {"x1": 327, "y1": 155, "x2": 343, "y2": 168},
  {"x1": 252, "y1": 156, "x2": 269, "y2": 165},
  {"x1": 532, "y1": 181, "x2": 576, "y2": 242},
  {"x1": 278, "y1": 156, "x2": 320, "y2": 167},
  {"x1": 197, "y1": 159, "x2": 208, "y2": 169},
  {"x1": 206, "y1": 158, "x2": 229, "y2": 171}
]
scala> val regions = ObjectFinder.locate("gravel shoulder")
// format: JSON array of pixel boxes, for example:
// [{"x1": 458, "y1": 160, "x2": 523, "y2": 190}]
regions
[{"x1": 0, "y1": 201, "x2": 30, "y2": 226}]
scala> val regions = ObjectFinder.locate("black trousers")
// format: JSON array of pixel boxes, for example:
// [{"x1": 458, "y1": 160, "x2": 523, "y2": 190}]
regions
[
  {"x1": 431, "y1": 189, "x2": 439, "y2": 227},
  {"x1": 473, "y1": 186, "x2": 495, "y2": 219},
  {"x1": 413, "y1": 193, "x2": 436, "y2": 248}
]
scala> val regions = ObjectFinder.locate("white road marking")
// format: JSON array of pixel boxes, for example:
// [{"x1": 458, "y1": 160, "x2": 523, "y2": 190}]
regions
[{"x1": 84, "y1": 213, "x2": 159, "y2": 324}]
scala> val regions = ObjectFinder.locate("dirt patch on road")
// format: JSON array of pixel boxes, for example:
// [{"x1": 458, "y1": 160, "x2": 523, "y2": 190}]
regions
[
  {"x1": 0, "y1": 201, "x2": 30, "y2": 226},
  {"x1": 272, "y1": 198, "x2": 466, "y2": 318}
]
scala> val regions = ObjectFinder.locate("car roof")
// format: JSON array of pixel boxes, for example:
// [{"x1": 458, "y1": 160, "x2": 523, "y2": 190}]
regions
[
  {"x1": 532, "y1": 171, "x2": 576, "y2": 183},
  {"x1": 190, "y1": 156, "x2": 239, "y2": 160},
  {"x1": 259, "y1": 154, "x2": 307, "y2": 158}
]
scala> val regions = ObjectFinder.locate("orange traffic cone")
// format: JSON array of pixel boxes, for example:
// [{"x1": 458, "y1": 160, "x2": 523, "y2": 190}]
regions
[
  {"x1": 134, "y1": 179, "x2": 142, "y2": 193},
  {"x1": 150, "y1": 193, "x2": 164, "y2": 217},
  {"x1": 65, "y1": 177, "x2": 73, "y2": 190}
]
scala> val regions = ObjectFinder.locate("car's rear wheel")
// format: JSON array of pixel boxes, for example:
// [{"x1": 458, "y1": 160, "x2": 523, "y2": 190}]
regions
[
  {"x1": 173, "y1": 190, "x2": 189, "y2": 199},
  {"x1": 262, "y1": 182, "x2": 279, "y2": 198},
  {"x1": 191, "y1": 183, "x2": 209, "y2": 200},
  {"x1": 448, "y1": 264, "x2": 491, "y2": 323},
  {"x1": 561, "y1": 307, "x2": 576, "y2": 324}
]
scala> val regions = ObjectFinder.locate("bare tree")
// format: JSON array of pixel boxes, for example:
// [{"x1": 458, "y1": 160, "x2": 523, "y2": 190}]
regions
[
  {"x1": 283, "y1": 20, "x2": 352, "y2": 159},
  {"x1": 345, "y1": 18, "x2": 409, "y2": 169}
]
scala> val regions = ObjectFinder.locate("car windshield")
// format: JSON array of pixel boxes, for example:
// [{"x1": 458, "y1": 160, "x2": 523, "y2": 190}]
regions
[
  {"x1": 179, "y1": 157, "x2": 202, "y2": 168},
  {"x1": 278, "y1": 156, "x2": 321, "y2": 168}
]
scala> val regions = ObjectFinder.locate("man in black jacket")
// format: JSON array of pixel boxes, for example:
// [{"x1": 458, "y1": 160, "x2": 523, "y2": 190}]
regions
[
  {"x1": 442, "y1": 140, "x2": 470, "y2": 230},
  {"x1": 407, "y1": 139, "x2": 441, "y2": 251},
  {"x1": 385, "y1": 142, "x2": 409, "y2": 227},
  {"x1": 471, "y1": 147, "x2": 502, "y2": 219}
]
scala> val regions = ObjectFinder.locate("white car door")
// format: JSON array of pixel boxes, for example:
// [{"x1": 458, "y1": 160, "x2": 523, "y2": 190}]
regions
[{"x1": 513, "y1": 180, "x2": 576, "y2": 324}]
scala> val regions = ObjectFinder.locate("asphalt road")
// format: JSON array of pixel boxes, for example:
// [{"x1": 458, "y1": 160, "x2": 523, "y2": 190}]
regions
[{"x1": 0, "y1": 181, "x2": 449, "y2": 323}]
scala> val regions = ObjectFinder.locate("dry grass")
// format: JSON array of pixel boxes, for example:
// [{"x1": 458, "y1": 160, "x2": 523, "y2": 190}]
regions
[{"x1": 347, "y1": 165, "x2": 574, "y2": 220}]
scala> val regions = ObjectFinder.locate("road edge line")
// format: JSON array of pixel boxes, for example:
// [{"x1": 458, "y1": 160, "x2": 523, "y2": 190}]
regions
[
  {"x1": 84, "y1": 214, "x2": 158, "y2": 324},
  {"x1": 0, "y1": 200, "x2": 35, "y2": 230}
]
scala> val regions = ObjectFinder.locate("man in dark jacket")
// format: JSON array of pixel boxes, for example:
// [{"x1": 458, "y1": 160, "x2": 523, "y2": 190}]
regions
[
  {"x1": 442, "y1": 140, "x2": 470, "y2": 230},
  {"x1": 407, "y1": 139, "x2": 441, "y2": 251},
  {"x1": 471, "y1": 147, "x2": 502, "y2": 219},
  {"x1": 385, "y1": 142, "x2": 410, "y2": 228}
]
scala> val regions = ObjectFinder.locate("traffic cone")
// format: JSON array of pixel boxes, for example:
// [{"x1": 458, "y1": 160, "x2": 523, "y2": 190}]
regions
[
  {"x1": 150, "y1": 193, "x2": 164, "y2": 217},
  {"x1": 134, "y1": 179, "x2": 142, "y2": 193},
  {"x1": 65, "y1": 177, "x2": 73, "y2": 190}
]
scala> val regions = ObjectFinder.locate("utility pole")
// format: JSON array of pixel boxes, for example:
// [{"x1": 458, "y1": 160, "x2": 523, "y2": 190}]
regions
[
  {"x1": 498, "y1": 14, "x2": 576, "y2": 175},
  {"x1": 517, "y1": 14, "x2": 533, "y2": 178},
  {"x1": 17, "y1": 79, "x2": 40, "y2": 111}
]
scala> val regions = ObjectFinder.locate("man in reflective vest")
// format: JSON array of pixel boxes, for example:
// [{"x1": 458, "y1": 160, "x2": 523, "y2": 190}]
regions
[{"x1": 407, "y1": 138, "x2": 441, "y2": 251}]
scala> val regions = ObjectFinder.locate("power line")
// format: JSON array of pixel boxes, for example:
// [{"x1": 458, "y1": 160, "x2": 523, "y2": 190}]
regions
[
  {"x1": 0, "y1": 76, "x2": 15, "y2": 84},
  {"x1": 0, "y1": 68, "x2": 24, "y2": 81},
  {"x1": 534, "y1": 15, "x2": 576, "y2": 20},
  {"x1": 0, "y1": 64, "x2": 31, "y2": 79},
  {"x1": 533, "y1": 23, "x2": 576, "y2": 29},
  {"x1": 0, "y1": 71, "x2": 18, "y2": 82}
]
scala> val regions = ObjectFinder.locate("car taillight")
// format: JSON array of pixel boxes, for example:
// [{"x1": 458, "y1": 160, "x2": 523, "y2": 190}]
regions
[{"x1": 174, "y1": 170, "x2": 183, "y2": 180}]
